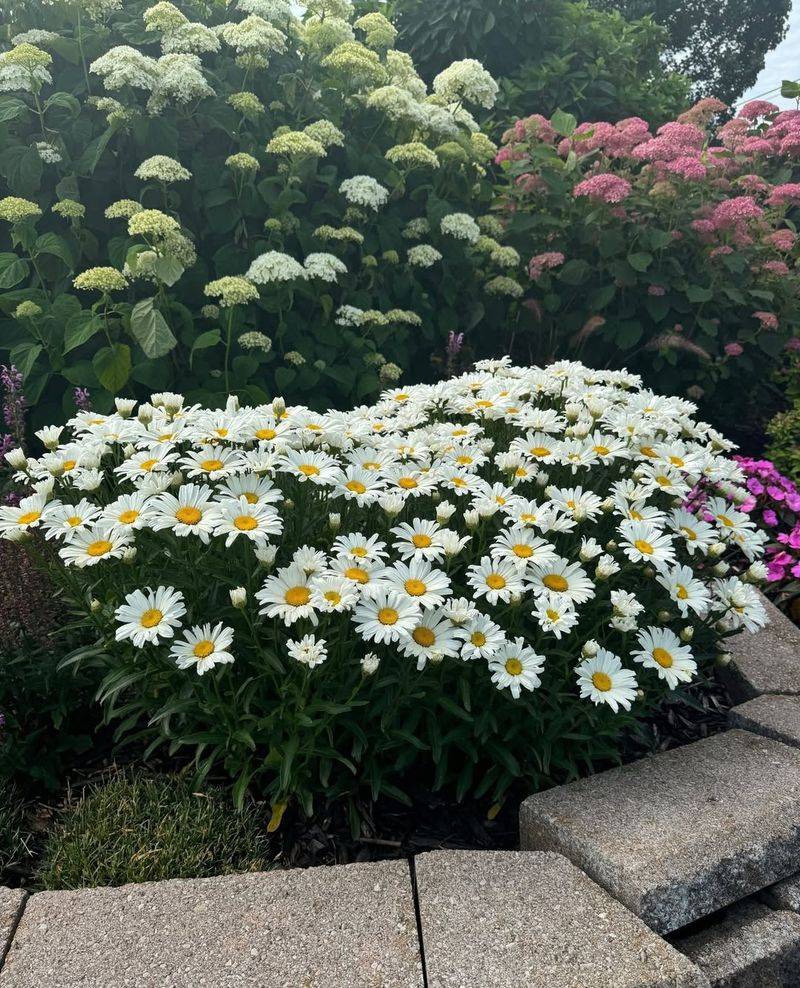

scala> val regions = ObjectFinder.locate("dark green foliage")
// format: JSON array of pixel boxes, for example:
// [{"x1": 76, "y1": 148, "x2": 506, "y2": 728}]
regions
[
  {"x1": 387, "y1": 0, "x2": 690, "y2": 124},
  {"x1": 37, "y1": 772, "x2": 270, "y2": 889},
  {"x1": 0, "y1": 783, "x2": 33, "y2": 885}
]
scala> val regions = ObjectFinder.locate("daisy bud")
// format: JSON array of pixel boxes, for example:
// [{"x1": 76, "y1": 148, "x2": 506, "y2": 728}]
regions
[
  {"x1": 463, "y1": 509, "x2": 479, "y2": 530},
  {"x1": 5, "y1": 448, "x2": 28, "y2": 470},
  {"x1": 477, "y1": 501, "x2": 498, "y2": 519},
  {"x1": 544, "y1": 485, "x2": 557, "y2": 499},
  {"x1": 605, "y1": 540, "x2": 617, "y2": 551},
  {"x1": 510, "y1": 591, "x2": 522, "y2": 605},
  {"x1": 712, "y1": 561, "x2": 729, "y2": 577},
  {"x1": 636, "y1": 689, "x2": 645, "y2": 701},
  {"x1": 114, "y1": 398, "x2": 136, "y2": 417},
  {"x1": 284, "y1": 499, "x2": 294, "y2": 510},
  {"x1": 708, "y1": 542, "x2": 726, "y2": 558},
  {"x1": 256, "y1": 545, "x2": 277, "y2": 567},
  {"x1": 658, "y1": 610, "x2": 672, "y2": 623},
  {"x1": 535, "y1": 472, "x2": 548, "y2": 487},
  {"x1": 680, "y1": 626, "x2": 694, "y2": 642},
  {"x1": 581, "y1": 639, "x2": 599, "y2": 658},
  {"x1": 643, "y1": 566, "x2": 655, "y2": 579},
  {"x1": 122, "y1": 547, "x2": 137, "y2": 564},
  {"x1": 35, "y1": 425, "x2": 62, "y2": 450},
  {"x1": 595, "y1": 555, "x2": 619, "y2": 579},
  {"x1": 32, "y1": 478, "x2": 54, "y2": 498},
  {"x1": 436, "y1": 500, "x2": 456, "y2": 523},
  {"x1": 328, "y1": 513, "x2": 341, "y2": 532},
  {"x1": 380, "y1": 494, "x2": 404, "y2": 517},
  {"x1": 361, "y1": 652, "x2": 380, "y2": 676},
  {"x1": 430, "y1": 490, "x2": 441, "y2": 504},
  {"x1": 169, "y1": 470, "x2": 184, "y2": 489},
  {"x1": 601, "y1": 497, "x2": 615, "y2": 513},
  {"x1": 90, "y1": 598, "x2": 101, "y2": 612},
  {"x1": 716, "y1": 652, "x2": 732, "y2": 667},
  {"x1": 123, "y1": 444, "x2": 135, "y2": 459},
  {"x1": 225, "y1": 394, "x2": 240, "y2": 414},
  {"x1": 137, "y1": 403, "x2": 154, "y2": 424},
  {"x1": 732, "y1": 488, "x2": 749, "y2": 505},
  {"x1": 230, "y1": 587, "x2": 247, "y2": 609},
  {"x1": 745, "y1": 561, "x2": 767, "y2": 583},
  {"x1": 272, "y1": 396, "x2": 286, "y2": 417}
]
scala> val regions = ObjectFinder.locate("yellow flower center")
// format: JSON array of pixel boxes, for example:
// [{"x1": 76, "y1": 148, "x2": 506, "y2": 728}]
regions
[
  {"x1": 640, "y1": 445, "x2": 657, "y2": 458},
  {"x1": 378, "y1": 607, "x2": 398, "y2": 626},
  {"x1": 634, "y1": 539, "x2": 654, "y2": 555},
  {"x1": 17, "y1": 510, "x2": 41, "y2": 525},
  {"x1": 543, "y1": 574, "x2": 568, "y2": 592},
  {"x1": 62, "y1": 459, "x2": 76, "y2": 472},
  {"x1": 593, "y1": 445, "x2": 610, "y2": 455},
  {"x1": 404, "y1": 579, "x2": 427, "y2": 597},
  {"x1": 630, "y1": 509, "x2": 643, "y2": 521},
  {"x1": 67, "y1": 516, "x2": 82, "y2": 527},
  {"x1": 201, "y1": 458, "x2": 224, "y2": 472},
  {"x1": 652, "y1": 647, "x2": 673, "y2": 668},
  {"x1": 193, "y1": 639, "x2": 215, "y2": 659},
  {"x1": 241, "y1": 492, "x2": 258, "y2": 505},
  {"x1": 306, "y1": 423, "x2": 323, "y2": 432},
  {"x1": 676, "y1": 585, "x2": 688, "y2": 600},
  {"x1": 234, "y1": 515, "x2": 257, "y2": 531},
  {"x1": 346, "y1": 480, "x2": 367, "y2": 494},
  {"x1": 324, "y1": 591, "x2": 341, "y2": 605},
  {"x1": 452, "y1": 476, "x2": 467, "y2": 487},
  {"x1": 140, "y1": 458, "x2": 158, "y2": 472},
  {"x1": 345, "y1": 567, "x2": 369, "y2": 584},
  {"x1": 505, "y1": 657, "x2": 523, "y2": 676},
  {"x1": 456, "y1": 455, "x2": 473, "y2": 465},
  {"x1": 470, "y1": 631, "x2": 486, "y2": 647},
  {"x1": 530, "y1": 446, "x2": 551, "y2": 457},
  {"x1": 394, "y1": 393, "x2": 409, "y2": 401},
  {"x1": 350, "y1": 547, "x2": 368, "y2": 558},
  {"x1": 362, "y1": 461, "x2": 380, "y2": 471},
  {"x1": 158, "y1": 433, "x2": 173, "y2": 441},
  {"x1": 412, "y1": 533, "x2": 432, "y2": 549},
  {"x1": 398, "y1": 476, "x2": 418, "y2": 490},
  {"x1": 514, "y1": 467, "x2": 527, "y2": 478},
  {"x1": 298, "y1": 464, "x2": 320, "y2": 477},
  {"x1": 669, "y1": 455, "x2": 685, "y2": 467},
  {"x1": 140, "y1": 608, "x2": 163, "y2": 629},
  {"x1": 520, "y1": 513, "x2": 536, "y2": 524},
  {"x1": 680, "y1": 526, "x2": 697, "y2": 541},
  {"x1": 284, "y1": 586, "x2": 310, "y2": 607},
  {"x1": 255, "y1": 428, "x2": 276, "y2": 441},
  {"x1": 175, "y1": 507, "x2": 202, "y2": 525},
  {"x1": 475, "y1": 399, "x2": 493, "y2": 408},
  {"x1": 215, "y1": 428, "x2": 229, "y2": 438},
  {"x1": 656, "y1": 476, "x2": 671, "y2": 487},
  {"x1": 118, "y1": 510, "x2": 139, "y2": 524},
  {"x1": 546, "y1": 608, "x2": 560, "y2": 621},
  {"x1": 486, "y1": 573, "x2": 506, "y2": 591},
  {"x1": 513, "y1": 544, "x2": 533, "y2": 558},
  {"x1": 591, "y1": 671, "x2": 612, "y2": 692},
  {"x1": 87, "y1": 539, "x2": 113, "y2": 557},
  {"x1": 413, "y1": 627, "x2": 436, "y2": 647},
  {"x1": 716, "y1": 514, "x2": 734, "y2": 528}
]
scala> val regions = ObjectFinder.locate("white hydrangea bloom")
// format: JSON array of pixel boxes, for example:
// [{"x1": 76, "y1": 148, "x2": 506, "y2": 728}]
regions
[
  {"x1": 385, "y1": 49, "x2": 427, "y2": 99},
  {"x1": 304, "y1": 253, "x2": 348, "y2": 282},
  {"x1": 90, "y1": 46, "x2": 159, "y2": 92},
  {"x1": 433, "y1": 58, "x2": 499, "y2": 109},
  {"x1": 440, "y1": 213, "x2": 481, "y2": 244},
  {"x1": 236, "y1": 0, "x2": 295, "y2": 21},
  {"x1": 148, "y1": 53, "x2": 214, "y2": 112},
  {"x1": 407, "y1": 244, "x2": 442, "y2": 268},
  {"x1": 246, "y1": 251, "x2": 307, "y2": 284},
  {"x1": 218, "y1": 15, "x2": 287, "y2": 55},
  {"x1": 335, "y1": 305, "x2": 366, "y2": 327},
  {"x1": 339, "y1": 175, "x2": 389, "y2": 211},
  {"x1": 366, "y1": 85, "x2": 425, "y2": 125},
  {"x1": 11, "y1": 30, "x2": 59, "y2": 47},
  {"x1": 135, "y1": 155, "x2": 192, "y2": 183},
  {"x1": 161, "y1": 22, "x2": 221, "y2": 55}
]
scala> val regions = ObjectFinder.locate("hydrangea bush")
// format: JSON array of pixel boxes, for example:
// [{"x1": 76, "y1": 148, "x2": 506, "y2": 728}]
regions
[
  {"x1": 1, "y1": 360, "x2": 769, "y2": 823},
  {"x1": 0, "y1": 0, "x2": 519, "y2": 425},
  {"x1": 493, "y1": 99, "x2": 800, "y2": 417}
]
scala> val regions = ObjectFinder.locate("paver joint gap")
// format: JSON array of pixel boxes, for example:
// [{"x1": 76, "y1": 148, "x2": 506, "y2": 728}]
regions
[
  {"x1": 0, "y1": 891, "x2": 28, "y2": 974},
  {"x1": 408, "y1": 856, "x2": 429, "y2": 988}
]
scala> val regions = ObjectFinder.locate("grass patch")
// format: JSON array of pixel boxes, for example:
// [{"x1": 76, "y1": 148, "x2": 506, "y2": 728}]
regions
[
  {"x1": 37, "y1": 771, "x2": 270, "y2": 890},
  {"x1": 0, "y1": 783, "x2": 33, "y2": 884}
]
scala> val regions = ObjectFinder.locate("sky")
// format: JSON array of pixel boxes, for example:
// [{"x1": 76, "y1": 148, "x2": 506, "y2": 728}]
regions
[{"x1": 738, "y1": 0, "x2": 800, "y2": 108}]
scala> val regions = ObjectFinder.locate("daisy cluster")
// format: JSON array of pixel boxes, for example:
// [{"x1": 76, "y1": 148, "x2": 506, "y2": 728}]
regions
[{"x1": 1, "y1": 360, "x2": 768, "y2": 715}]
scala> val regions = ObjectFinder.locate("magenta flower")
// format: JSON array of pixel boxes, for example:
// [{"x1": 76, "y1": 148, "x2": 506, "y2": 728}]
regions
[{"x1": 573, "y1": 174, "x2": 632, "y2": 204}]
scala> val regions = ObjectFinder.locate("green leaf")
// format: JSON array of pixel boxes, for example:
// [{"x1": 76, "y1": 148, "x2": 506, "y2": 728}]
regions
[
  {"x1": 9, "y1": 341, "x2": 42, "y2": 379},
  {"x1": 0, "y1": 97, "x2": 28, "y2": 123},
  {"x1": 627, "y1": 251, "x2": 653, "y2": 272},
  {"x1": 93, "y1": 343, "x2": 131, "y2": 393},
  {"x1": 189, "y1": 328, "x2": 222, "y2": 368},
  {"x1": 64, "y1": 311, "x2": 103, "y2": 354},
  {"x1": 152, "y1": 255, "x2": 184, "y2": 287},
  {"x1": 44, "y1": 92, "x2": 81, "y2": 118},
  {"x1": 686, "y1": 284, "x2": 713, "y2": 303},
  {"x1": 781, "y1": 80, "x2": 800, "y2": 99},
  {"x1": 35, "y1": 232, "x2": 74, "y2": 269},
  {"x1": 130, "y1": 298, "x2": 177, "y2": 359},
  {"x1": 558, "y1": 259, "x2": 590, "y2": 285},
  {"x1": 0, "y1": 253, "x2": 29, "y2": 289},
  {"x1": 550, "y1": 108, "x2": 577, "y2": 137},
  {"x1": 274, "y1": 366, "x2": 296, "y2": 392}
]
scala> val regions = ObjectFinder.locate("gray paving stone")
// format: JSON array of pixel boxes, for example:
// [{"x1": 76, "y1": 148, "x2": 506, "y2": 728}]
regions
[
  {"x1": 0, "y1": 861, "x2": 422, "y2": 988},
  {"x1": 673, "y1": 901, "x2": 800, "y2": 987},
  {"x1": 519, "y1": 730, "x2": 800, "y2": 934},
  {"x1": 729, "y1": 694, "x2": 800, "y2": 748},
  {"x1": 415, "y1": 850, "x2": 709, "y2": 988},
  {"x1": 718, "y1": 594, "x2": 800, "y2": 702},
  {"x1": 760, "y1": 875, "x2": 800, "y2": 913},
  {"x1": 0, "y1": 889, "x2": 26, "y2": 966}
]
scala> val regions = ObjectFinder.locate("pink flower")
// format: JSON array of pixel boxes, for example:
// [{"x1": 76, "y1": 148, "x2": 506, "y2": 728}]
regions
[
  {"x1": 786, "y1": 337, "x2": 800, "y2": 352},
  {"x1": 724, "y1": 342, "x2": 743, "y2": 356},
  {"x1": 665, "y1": 156, "x2": 707, "y2": 180},
  {"x1": 753, "y1": 311, "x2": 779, "y2": 330},
  {"x1": 765, "y1": 229, "x2": 796, "y2": 251},
  {"x1": 765, "y1": 183, "x2": 800, "y2": 206},
  {"x1": 710, "y1": 196, "x2": 764, "y2": 229},
  {"x1": 528, "y1": 251, "x2": 565, "y2": 280},
  {"x1": 647, "y1": 284, "x2": 666, "y2": 296},
  {"x1": 763, "y1": 510, "x2": 780, "y2": 528},
  {"x1": 738, "y1": 100, "x2": 779, "y2": 120},
  {"x1": 572, "y1": 173, "x2": 632, "y2": 204},
  {"x1": 761, "y1": 261, "x2": 789, "y2": 277}
]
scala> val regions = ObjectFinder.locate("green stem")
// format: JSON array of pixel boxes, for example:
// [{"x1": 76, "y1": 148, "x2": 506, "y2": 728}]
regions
[{"x1": 224, "y1": 307, "x2": 235, "y2": 394}]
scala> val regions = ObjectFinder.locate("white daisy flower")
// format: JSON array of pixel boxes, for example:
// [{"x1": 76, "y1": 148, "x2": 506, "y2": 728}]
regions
[
  {"x1": 466, "y1": 555, "x2": 524, "y2": 605},
  {"x1": 618, "y1": 519, "x2": 676, "y2": 568},
  {"x1": 327, "y1": 555, "x2": 388, "y2": 589},
  {"x1": 0, "y1": 492, "x2": 49, "y2": 536},
  {"x1": 331, "y1": 532, "x2": 388, "y2": 562},
  {"x1": 277, "y1": 448, "x2": 339, "y2": 484},
  {"x1": 391, "y1": 518, "x2": 446, "y2": 561},
  {"x1": 352, "y1": 588, "x2": 420, "y2": 644},
  {"x1": 532, "y1": 594, "x2": 580, "y2": 639},
  {"x1": 216, "y1": 473, "x2": 283, "y2": 506},
  {"x1": 668, "y1": 508, "x2": 715, "y2": 555},
  {"x1": 400, "y1": 609, "x2": 461, "y2": 669},
  {"x1": 632, "y1": 627, "x2": 697, "y2": 690},
  {"x1": 287, "y1": 634, "x2": 328, "y2": 668},
  {"x1": 150, "y1": 483, "x2": 221, "y2": 543},
  {"x1": 310, "y1": 575, "x2": 359, "y2": 613},
  {"x1": 712, "y1": 576, "x2": 767, "y2": 633},
  {"x1": 256, "y1": 564, "x2": 317, "y2": 625},
  {"x1": 526, "y1": 557, "x2": 595, "y2": 605},
  {"x1": 575, "y1": 650, "x2": 638, "y2": 712},
  {"x1": 101, "y1": 492, "x2": 155, "y2": 533},
  {"x1": 457, "y1": 613, "x2": 505, "y2": 659},
  {"x1": 382, "y1": 557, "x2": 452, "y2": 608},
  {"x1": 656, "y1": 564, "x2": 711, "y2": 617},
  {"x1": 489, "y1": 638, "x2": 545, "y2": 698},
  {"x1": 58, "y1": 523, "x2": 132, "y2": 567},
  {"x1": 180, "y1": 444, "x2": 243, "y2": 480},
  {"x1": 171, "y1": 622, "x2": 235, "y2": 675},
  {"x1": 115, "y1": 586, "x2": 186, "y2": 647},
  {"x1": 490, "y1": 527, "x2": 558, "y2": 569},
  {"x1": 212, "y1": 496, "x2": 283, "y2": 547},
  {"x1": 41, "y1": 499, "x2": 102, "y2": 540}
]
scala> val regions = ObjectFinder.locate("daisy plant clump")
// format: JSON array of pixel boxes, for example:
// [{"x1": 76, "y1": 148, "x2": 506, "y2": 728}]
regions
[
  {"x1": 0, "y1": 0, "x2": 518, "y2": 427},
  {"x1": 2, "y1": 360, "x2": 769, "y2": 825}
]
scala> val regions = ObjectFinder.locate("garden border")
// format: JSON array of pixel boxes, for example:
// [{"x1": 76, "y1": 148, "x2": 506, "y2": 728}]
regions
[{"x1": 2, "y1": 591, "x2": 800, "y2": 987}]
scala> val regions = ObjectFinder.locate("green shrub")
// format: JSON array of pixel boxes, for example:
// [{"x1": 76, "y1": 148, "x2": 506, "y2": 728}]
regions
[
  {"x1": 37, "y1": 772, "x2": 269, "y2": 889},
  {"x1": 389, "y1": 0, "x2": 690, "y2": 125},
  {"x1": 0, "y1": 0, "x2": 519, "y2": 426}
]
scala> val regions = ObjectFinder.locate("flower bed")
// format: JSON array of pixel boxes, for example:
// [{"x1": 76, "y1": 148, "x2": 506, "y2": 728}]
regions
[{"x1": 0, "y1": 360, "x2": 769, "y2": 826}]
